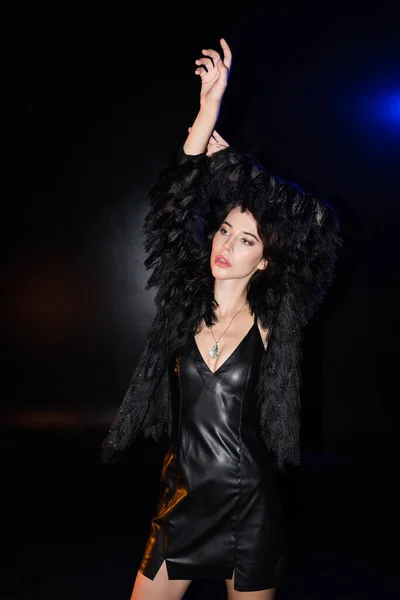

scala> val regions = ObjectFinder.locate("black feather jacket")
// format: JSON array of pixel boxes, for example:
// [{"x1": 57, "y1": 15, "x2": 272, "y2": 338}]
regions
[{"x1": 101, "y1": 141, "x2": 342, "y2": 472}]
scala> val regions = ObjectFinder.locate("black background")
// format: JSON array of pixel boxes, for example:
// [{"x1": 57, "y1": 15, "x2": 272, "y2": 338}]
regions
[{"x1": 2, "y1": 1, "x2": 400, "y2": 598}]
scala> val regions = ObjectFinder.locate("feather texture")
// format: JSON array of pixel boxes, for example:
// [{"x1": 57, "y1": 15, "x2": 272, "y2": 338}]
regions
[{"x1": 101, "y1": 141, "x2": 342, "y2": 472}]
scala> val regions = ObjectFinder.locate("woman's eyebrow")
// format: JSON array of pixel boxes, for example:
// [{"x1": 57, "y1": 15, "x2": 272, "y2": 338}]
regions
[{"x1": 222, "y1": 220, "x2": 260, "y2": 242}]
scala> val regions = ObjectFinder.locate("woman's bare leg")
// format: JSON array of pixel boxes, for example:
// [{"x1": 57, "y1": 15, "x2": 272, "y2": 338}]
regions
[
  {"x1": 130, "y1": 560, "x2": 191, "y2": 600},
  {"x1": 225, "y1": 570, "x2": 276, "y2": 600}
]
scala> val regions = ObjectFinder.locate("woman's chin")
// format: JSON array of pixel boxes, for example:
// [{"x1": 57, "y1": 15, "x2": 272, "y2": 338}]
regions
[{"x1": 211, "y1": 266, "x2": 232, "y2": 279}]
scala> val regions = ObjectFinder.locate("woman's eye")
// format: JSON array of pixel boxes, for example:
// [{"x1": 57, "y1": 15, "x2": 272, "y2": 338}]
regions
[{"x1": 219, "y1": 228, "x2": 252, "y2": 246}]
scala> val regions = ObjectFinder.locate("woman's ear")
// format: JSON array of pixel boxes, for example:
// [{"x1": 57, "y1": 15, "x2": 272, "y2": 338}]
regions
[{"x1": 257, "y1": 258, "x2": 268, "y2": 271}]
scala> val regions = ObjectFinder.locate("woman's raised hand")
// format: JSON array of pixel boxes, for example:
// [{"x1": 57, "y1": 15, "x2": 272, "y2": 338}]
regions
[
  {"x1": 194, "y1": 38, "x2": 232, "y2": 109},
  {"x1": 182, "y1": 39, "x2": 232, "y2": 156}
]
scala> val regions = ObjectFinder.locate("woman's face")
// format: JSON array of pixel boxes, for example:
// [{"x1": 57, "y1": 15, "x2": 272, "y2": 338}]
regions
[{"x1": 210, "y1": 207, "x2": 267, "y2": 280}]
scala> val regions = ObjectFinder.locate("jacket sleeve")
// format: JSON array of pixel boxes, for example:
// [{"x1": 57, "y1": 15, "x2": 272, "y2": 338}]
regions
[
  {"x1": 268, "y1": 176, "x2": 343, "y2": 325},
  {"x1": 142, "y1": 142, "x2": 210, "y2": 293}
]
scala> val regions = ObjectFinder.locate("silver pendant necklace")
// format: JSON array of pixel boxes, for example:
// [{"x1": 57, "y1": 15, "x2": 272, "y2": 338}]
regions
[{"x1": 209, "y1": 300, "x2": 248, "y2": 359}]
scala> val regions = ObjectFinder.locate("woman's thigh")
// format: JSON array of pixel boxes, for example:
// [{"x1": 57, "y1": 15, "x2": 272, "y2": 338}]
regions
[
  {"x1": 130, "y1": 560, "x2": 191, "y2": 600},
  {"x1": 225, "y1": 570, "x2": 276, "y2": 600}
]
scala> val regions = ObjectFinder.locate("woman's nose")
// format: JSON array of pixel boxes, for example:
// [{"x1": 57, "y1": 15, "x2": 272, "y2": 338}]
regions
[{"x1": 222, "y1": 238, "x2": 233, "y2": 251}]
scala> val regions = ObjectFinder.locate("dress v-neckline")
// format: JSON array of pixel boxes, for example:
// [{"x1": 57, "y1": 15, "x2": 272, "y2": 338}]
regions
[{"x1": 193, "y1": 321, "x2": 256, "y2": 376}]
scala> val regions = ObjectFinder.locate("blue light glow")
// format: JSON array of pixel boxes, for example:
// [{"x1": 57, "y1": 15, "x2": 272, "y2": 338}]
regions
[
  {"x1": 359, "y1": 88, "x2": 400, "y2": 140},
  {"x1": 380, "y1": 94, "x2": 400, "y2": 121}
]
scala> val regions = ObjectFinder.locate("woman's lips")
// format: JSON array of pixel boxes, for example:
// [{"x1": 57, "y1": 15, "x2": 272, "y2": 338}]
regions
[{"x1": 215, "y1": 256, "x2": 231, "y2": 268}]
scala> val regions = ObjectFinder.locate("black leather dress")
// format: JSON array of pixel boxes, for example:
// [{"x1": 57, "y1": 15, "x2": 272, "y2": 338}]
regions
[{"x1": 139, "y1": 314, "x2": 287, "y2": 592}]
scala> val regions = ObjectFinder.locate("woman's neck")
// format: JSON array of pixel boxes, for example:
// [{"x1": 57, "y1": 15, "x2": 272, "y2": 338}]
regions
[{"x1": 213, "y1": 281, "x2": 249, "y2": 320}]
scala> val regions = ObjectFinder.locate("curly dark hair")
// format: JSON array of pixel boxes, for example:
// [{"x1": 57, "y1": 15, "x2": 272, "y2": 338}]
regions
[{"x1": 101, "y1": 141, "x2": 342, "y2": 473}]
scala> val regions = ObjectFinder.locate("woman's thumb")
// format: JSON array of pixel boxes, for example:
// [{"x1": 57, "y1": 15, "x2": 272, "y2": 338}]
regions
[{"x1": 217, "y1": 58, "x2": 226, "y2": 70}]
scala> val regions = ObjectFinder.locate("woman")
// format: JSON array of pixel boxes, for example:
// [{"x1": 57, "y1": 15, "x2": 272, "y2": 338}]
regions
[{"x1": 101, "y1": 38, "x2": 341, "y2": 599}]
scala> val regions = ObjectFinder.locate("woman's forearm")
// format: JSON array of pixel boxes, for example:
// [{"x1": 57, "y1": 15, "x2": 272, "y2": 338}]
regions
[{"x1": 183, "y1": 102, "x2": 221, "y2": 156}]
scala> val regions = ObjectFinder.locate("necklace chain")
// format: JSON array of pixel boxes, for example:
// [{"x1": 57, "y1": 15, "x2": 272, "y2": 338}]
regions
[{"x1": 208, "y1": 300, "x2": 248, "y2": 360}]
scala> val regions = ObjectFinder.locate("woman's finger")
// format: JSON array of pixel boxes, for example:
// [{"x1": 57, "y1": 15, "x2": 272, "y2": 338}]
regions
[
  {"x1": 212, "y1": 130, "x2": 228, "y2": 145},
  {"x1": 206, "y1": 142, "x2": 229, "y2": 156},
  {"x1": 195, "y1": 56, "x2": 215, "y2": 71},
  {"x1": 211, "y1": 136, "x2": 229, "y2": 149},
  {"x1": 201, "y1": 48, "x2": 221, "y2": 63},
  {"x1": 220, "y1": 38, "x2": 232, "y2": 70}
]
